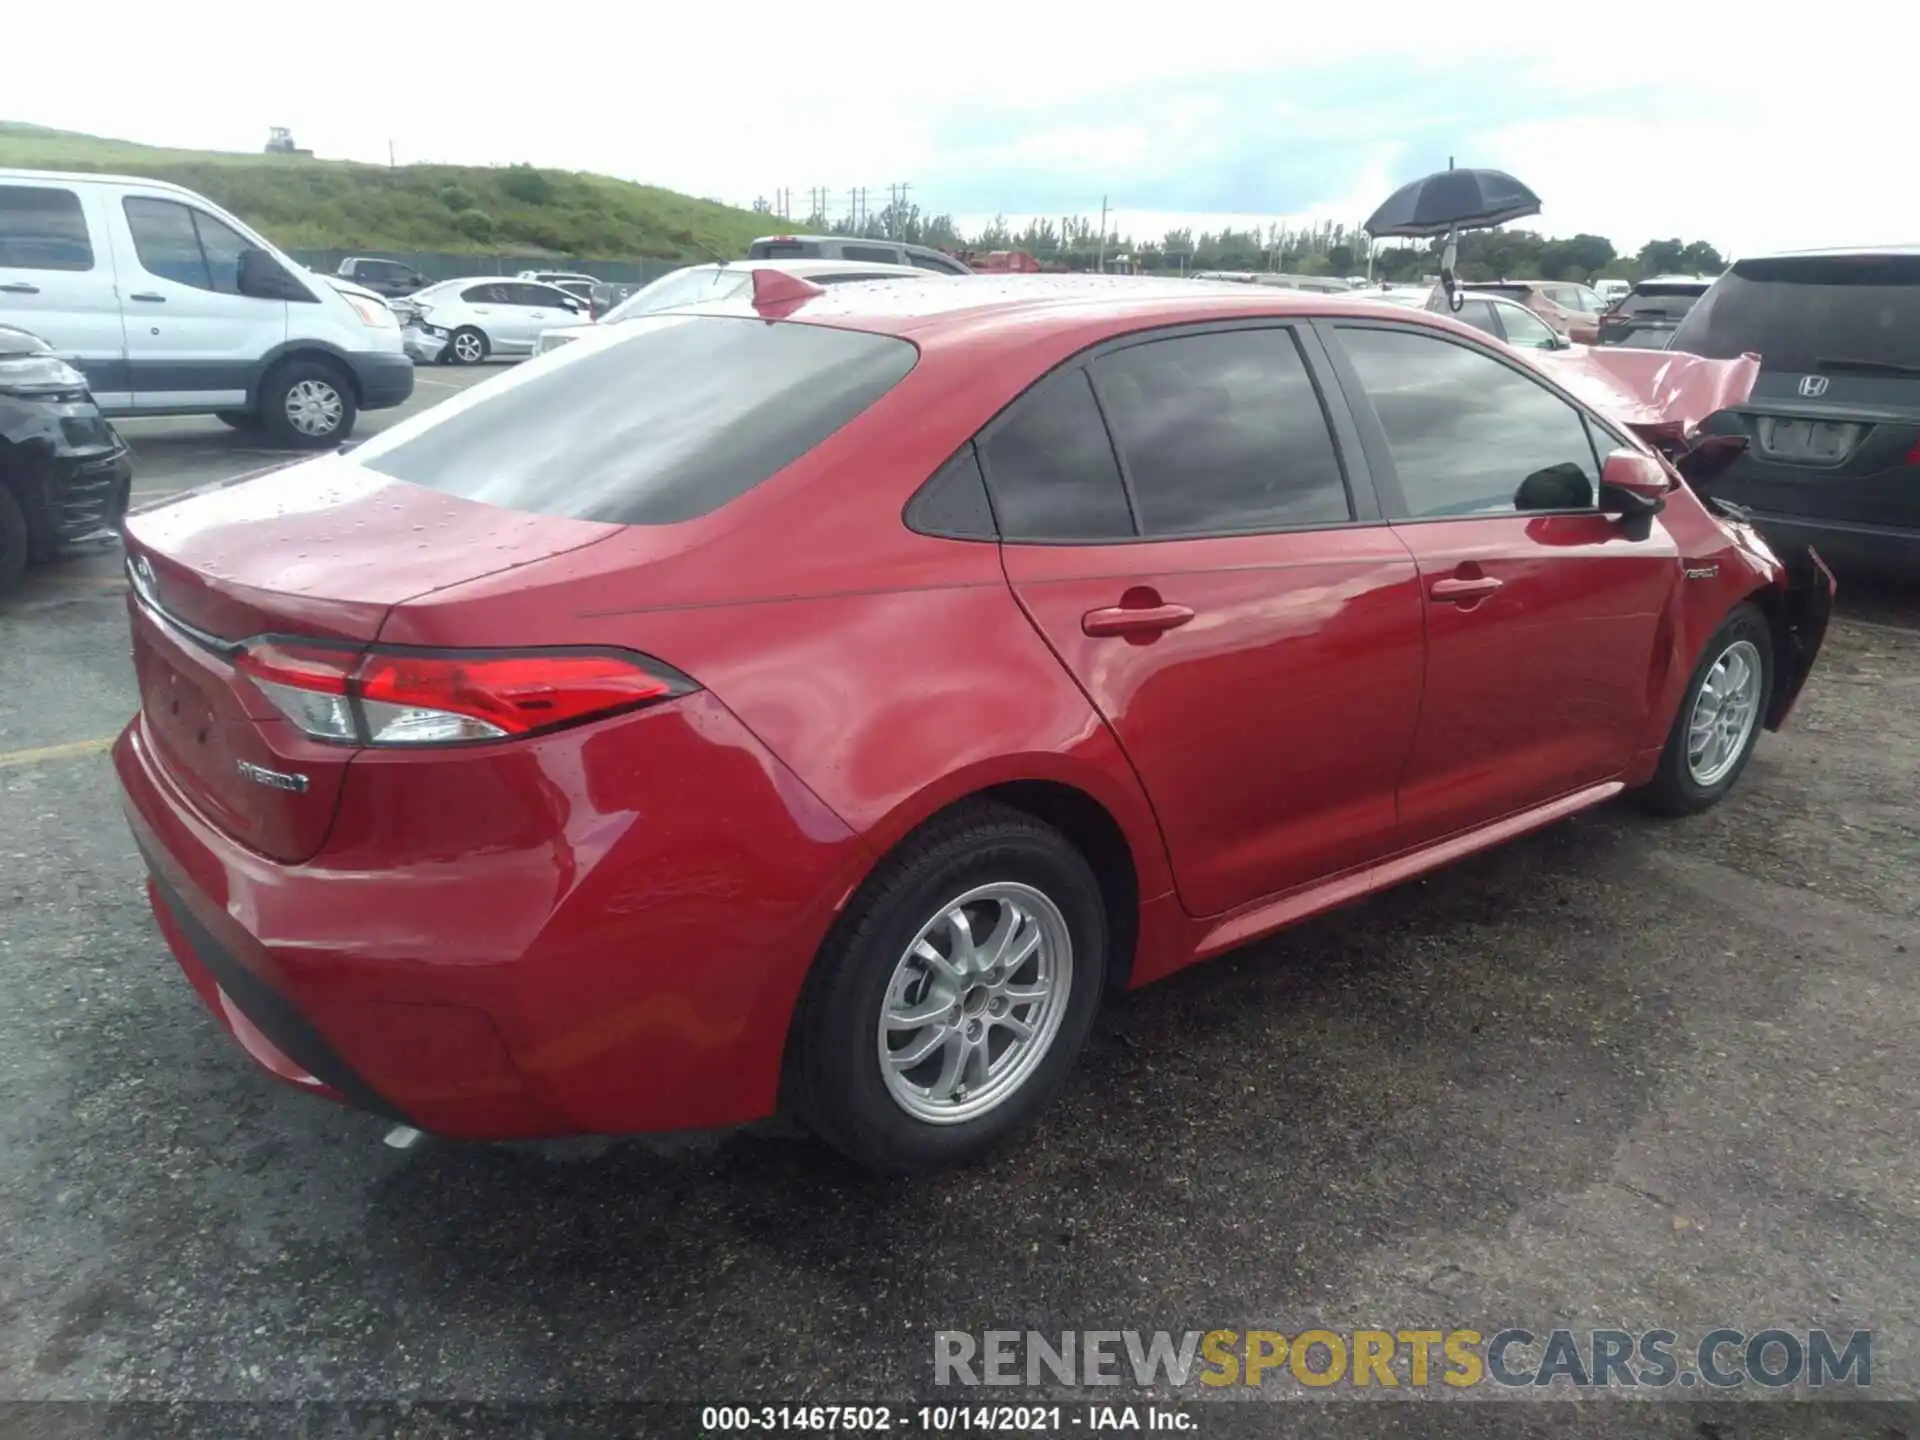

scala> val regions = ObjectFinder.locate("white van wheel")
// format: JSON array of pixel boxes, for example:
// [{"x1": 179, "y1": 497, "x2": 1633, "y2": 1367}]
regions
[{"x1": 259, "y1": 360, "x2": 358, "y2": 450}]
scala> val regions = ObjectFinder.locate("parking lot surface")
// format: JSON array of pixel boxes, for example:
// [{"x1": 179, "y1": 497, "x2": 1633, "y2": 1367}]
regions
[{"x1": 3, "y1": 364, "x2": 1918, "y2": 1425}]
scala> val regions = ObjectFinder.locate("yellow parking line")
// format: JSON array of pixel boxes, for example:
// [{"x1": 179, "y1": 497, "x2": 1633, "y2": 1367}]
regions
[{"x1": 0, "y1": 736, "x2": 117, "y2": 769}]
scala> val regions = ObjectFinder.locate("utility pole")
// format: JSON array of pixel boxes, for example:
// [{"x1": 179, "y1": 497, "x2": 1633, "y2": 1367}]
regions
[{"x1": 1097, "y1": 196, "x2": 1109, "y2": 272}]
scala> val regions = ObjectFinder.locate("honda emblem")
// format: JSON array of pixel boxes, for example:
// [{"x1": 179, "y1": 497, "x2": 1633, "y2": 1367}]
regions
[{"x1": 1798, "y1": 375, "x2": 1830, "y2": 398}]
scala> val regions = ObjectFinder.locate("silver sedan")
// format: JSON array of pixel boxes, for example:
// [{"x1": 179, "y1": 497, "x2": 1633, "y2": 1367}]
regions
[{"x1": 397, "y1": 278, "x2": 592, "y2": 365}]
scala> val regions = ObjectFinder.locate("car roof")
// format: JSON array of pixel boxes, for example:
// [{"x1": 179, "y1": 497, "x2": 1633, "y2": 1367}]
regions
[
  {"x1": 1734, "y1": 243, "x2": 1920, "y2": 261},
  {"x1": 0, "y1": 167, "x2": 208, "y2": 198},
  {"x1": 697, "y1": 272, "x2": 1477, "y2": 344}
]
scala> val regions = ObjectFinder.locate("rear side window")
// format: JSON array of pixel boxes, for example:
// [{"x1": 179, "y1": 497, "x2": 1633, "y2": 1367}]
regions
[
  {"x1": 353, "y1": 315, "x2": 917, "y2": 525},
  {"x1": 1092, "y1": 329, "x2": 1350, "y2": 535},
  {"x1": 979, "y1": 369, "x2": 1135, "y2": 541},
  {"x1": 1670, "y1": 254, "x2": 1920, "y2": 370},
  {"x1": 0, "y1": 185, "x2": 94, "y2": 270},
  {"x1": 1336, "y1": 326, "x2": 1602, "y2": 518},
  {"x1": 461, "y1": 283, "x2": 509, "y2": 304}
]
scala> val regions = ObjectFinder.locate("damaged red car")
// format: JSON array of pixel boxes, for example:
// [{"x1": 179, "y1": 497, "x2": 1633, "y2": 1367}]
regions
[{"x1": 114, "y1": 273, "x2": 1834, "y2": 1171}]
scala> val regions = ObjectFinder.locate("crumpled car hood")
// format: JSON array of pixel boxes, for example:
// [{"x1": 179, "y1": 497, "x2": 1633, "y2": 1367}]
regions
[{"x1": 1533, "y1": 346, "x2": 1760, "y2": 479}]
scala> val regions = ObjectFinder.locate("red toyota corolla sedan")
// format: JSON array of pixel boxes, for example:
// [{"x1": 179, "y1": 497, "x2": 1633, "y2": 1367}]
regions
[{"x1": 114, "y1": 273, "x2": 1834, "y2": 1171}]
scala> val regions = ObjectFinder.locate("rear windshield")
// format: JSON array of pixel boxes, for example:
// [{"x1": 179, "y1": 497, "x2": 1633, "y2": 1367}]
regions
[
  {"x1": 1669, "y1": 254, "x2": 1920, "y2": 369},
  {"x1": 749, "y1": 241, "x2": 811, "y2": 259},
  {"x1": 352, "y1": 315, "x2": 917, "y2": 524},
  {"x1": 602, "y1": 266, "x2": 750, "y2": 323}
]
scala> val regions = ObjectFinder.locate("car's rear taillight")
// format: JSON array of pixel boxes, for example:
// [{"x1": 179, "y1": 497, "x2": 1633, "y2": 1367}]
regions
[{"x1": 234, "y1": 643, "x2": 693, "y2": 746}]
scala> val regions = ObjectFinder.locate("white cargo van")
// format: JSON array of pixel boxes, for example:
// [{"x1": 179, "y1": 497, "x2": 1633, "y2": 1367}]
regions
[{"x1": 0, "y1": 170, "x2": 413, "y2": 448}]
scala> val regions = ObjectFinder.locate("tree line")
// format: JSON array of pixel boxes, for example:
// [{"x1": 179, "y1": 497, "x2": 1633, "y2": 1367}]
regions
[{"x1": 768, "y1": 197, "x2": 1725, "y2": 281}]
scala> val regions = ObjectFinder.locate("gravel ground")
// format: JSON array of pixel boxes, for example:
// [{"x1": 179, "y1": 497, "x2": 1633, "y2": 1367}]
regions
[{"x1": 2, "y1": 384, "x2": 1917, "y2": 1436}]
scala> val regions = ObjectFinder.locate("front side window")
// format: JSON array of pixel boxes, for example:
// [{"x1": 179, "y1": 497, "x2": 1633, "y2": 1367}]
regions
[
  {"x1": 1453, "y1": 299, "x2": 1503, "y2": 338},
  {"x1": 0, "y1": 185, "x2": 94, "y2": 271},
  {"x1": 1092, "y1": 328, "x2": 1350, "y2": 536},
  {"x1": 353, "y1": 314, "x2": 917, "y2": 525},
  {"x1": 1336, "y1": 326, "x2": 1602, "y2": 518},
  {"x1": 123, "y1": 198, "x2": 253, "y2": 294}
]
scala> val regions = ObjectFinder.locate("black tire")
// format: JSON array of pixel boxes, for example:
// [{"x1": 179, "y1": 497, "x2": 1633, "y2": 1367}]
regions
[
  {"x1": 257, "y1": 359, "x2": 358, "y2": 450},
  {"x1": 214, "y1": 411, "x2": 257, "y2": 432},
  {"x1": 787, "y1": 801, "x2": 1107, "y2": 1172},
  {"x1": 446, "y1": 327, "x2": 489, "y2": 366},
  {"x1": 0, "y1": 484, "x2": 27, "y2": 597},
  {"x1": 1633, "y1": 603, "x2": 1774, "y2": 817}
]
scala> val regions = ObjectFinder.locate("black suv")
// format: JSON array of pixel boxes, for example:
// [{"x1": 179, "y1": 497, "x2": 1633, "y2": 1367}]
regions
[
  {"x1": 1594, "y1": 276, "x2": 1711, "y2": 350},
  {"x1": 334, "y1": 256, "x2": 430, "y2": 298},
  {"x1": 1669, "y1": 248, "x2": 1920, "y2": 580},
  {"x1": 0, "y1": 325, "x2": 131, "y2": 595}
]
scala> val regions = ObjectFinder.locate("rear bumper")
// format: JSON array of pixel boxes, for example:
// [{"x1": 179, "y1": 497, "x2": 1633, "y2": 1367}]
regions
[
  {"x1": 113, "y1": 692, "x2": 869, "y2": 1141},
  {"x1": 342, "y1": 349, "x2": 415, "y2": 410},
  {"x1": 1742, "y1": 509, "x2": 1920, "y2": 583}
]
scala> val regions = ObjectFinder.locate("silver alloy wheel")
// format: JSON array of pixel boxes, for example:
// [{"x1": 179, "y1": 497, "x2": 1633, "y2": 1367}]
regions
[
  {"x1": 452, "y1": 330, "x2": 485, "y2": 363},
  {"x1": 1687, "y1": 638, "x2": 1763, "y2": 787},
  {"x1": 283, "y1": 378, "x2": 344, "y2": 437},
  {"x1": 877, "y1": 881, "x2": 1072, "y2": 1125}
]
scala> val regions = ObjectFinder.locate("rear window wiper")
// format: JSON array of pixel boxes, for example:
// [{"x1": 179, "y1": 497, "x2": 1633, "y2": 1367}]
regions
[{"x1": 1813, "y1": 356, "x2": 1920, "y2": 379}]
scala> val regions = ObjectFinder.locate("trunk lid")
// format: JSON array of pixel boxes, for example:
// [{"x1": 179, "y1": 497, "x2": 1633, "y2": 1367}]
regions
[{"x1": 122, "y1": 454, "x2": 623, "y2": 862}]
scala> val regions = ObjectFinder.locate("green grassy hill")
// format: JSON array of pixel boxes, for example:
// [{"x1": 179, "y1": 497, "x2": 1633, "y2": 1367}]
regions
[{"x1": 0, "y1": 123, "x2": 772, "y2": 261}]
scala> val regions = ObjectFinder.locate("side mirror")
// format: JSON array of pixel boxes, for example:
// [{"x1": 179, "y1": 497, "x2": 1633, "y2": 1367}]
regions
[
  {"x1": 237, "y1": 247, "x2": 307, "y2": 301},
  {"x1": 1598, "y1": 448, "x2": 1670, "y2": 518}
]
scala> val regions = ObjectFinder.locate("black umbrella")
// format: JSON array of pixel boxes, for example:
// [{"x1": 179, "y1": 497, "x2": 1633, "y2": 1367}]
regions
[{"x1": 1363, "y1": 166, "x2": 1542, "y2": 239}]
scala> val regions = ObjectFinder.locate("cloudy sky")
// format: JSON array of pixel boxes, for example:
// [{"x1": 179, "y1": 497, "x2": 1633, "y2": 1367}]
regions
[{"x1": 8, "y1": 4, "x2": 1911, "y2": 258}]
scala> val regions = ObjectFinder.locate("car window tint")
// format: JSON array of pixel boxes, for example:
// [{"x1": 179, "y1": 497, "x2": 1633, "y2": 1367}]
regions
[
  {"x1": 189, "y1": 209, "x2": 250, "y2": 295},
  {"x1": 1497, "y1": 304, "x2": 1560, "y2": 349},
  {"x1": 0, "y1": 185, "x2": 94, "y2": 271},
  {"x1": 909, "y1": 252, "x2": 961, "y2": 273},
  {"x1": 842, "y1": 244, "x2": 902, "y2": 264},
  {"x1": 979, "y1": 369, "x2": 1135, "y2": 541},
  {"x1": 752, "y1": 241, "x2": 811, "y2": 258},
  {"x1": 1093, "y1": 329, "x2": 1350, "y2": 535},
  {"x1": 1337, "y1": 326, "x2": 1601, "y2": 518},
  {"x1": 353, "y1": 314, "x2": 917, "y2": 525},
  {"x1": 123, "y1": 198, "x2": 214, "y2": 289}
]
